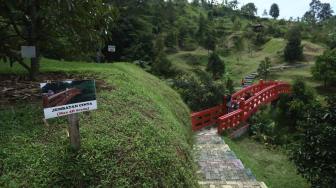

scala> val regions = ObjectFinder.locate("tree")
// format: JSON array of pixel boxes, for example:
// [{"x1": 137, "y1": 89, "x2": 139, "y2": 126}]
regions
[
  {"x1": 318, "y1": 3, "x2": 333, "y2": 22},
  {"x1": 304, "y1": 0, "x2": 334, "y2": 23},
  {"x1": 262, "y1": 9, "x2": 268, "y2": 17},
  {"x1": 173, "y1": 70, "x2": 225, "y2": 111},
  {"x1": 284, "y1": 26, "x2": 303, "y2": 62},
  {"x1": 207, "y1": 52, "x2": 225, "y2": 80},
  {"x1": 312, "y1": 49, "x2": 336, "y2": 88},
  {"x1": 152, "y1": 35, "x2": 173, "y2": 76},
  {"x1": 275, "y1": 79, "x2": 315, "y2": 131},
  {"x1": 269, "y1": 3, "x2": 280, "y2": 19},
  {"x1": 302, "y1": 10, "x2": 316, "y2": 24},
  {"x1": 204, "y1": 31, "x2": 217, "y2": 54},
  {"x1": 291, "y1": 95, "x2": 336, "y2": 187},
  {"x1": 257, "y1": 57, "x2": 271, "y2": 80},
  {"x1": 227, "y1": 0, "x2": 239, "y2": 10},
  {"x1": 197, "y1": 13, "x2": 208, "y2": 44},
  {"x1": 241, "y1": 3, "x2": 257, "y2": 18},
  {"x1": 0, "y1": 0, "x2": 114, "y2": 79}
]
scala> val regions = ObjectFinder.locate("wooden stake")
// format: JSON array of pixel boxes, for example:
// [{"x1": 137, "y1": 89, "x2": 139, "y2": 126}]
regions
[{"x1": 67, "y1": 113, "x2": 80, "y2": 151}]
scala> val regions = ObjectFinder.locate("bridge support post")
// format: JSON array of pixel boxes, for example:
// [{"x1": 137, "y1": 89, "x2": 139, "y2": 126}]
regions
[{"x1": 68, "y1": 113, "x2": 81, "y2": 151}]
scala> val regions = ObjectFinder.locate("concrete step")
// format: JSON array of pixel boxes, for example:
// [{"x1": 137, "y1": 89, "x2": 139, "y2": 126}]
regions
[
  {"x1": 199, "y1": 180, "x2": 267, "y2": 188},
  {"x1": 194, "y1": 144, "x2": 231, "y2": 152},
  {"x1": 196, "y1": 150, "x2": 238, "y2": 161},
  {"x1": 245, "y1": 76, "x2": 255, "y2": 79},
  {"x1": 199, "y1": 168, "x2": 257, "y2": 181},
  {"x1": 196, "y1": 135, "x2": 224, "y2": 145}
]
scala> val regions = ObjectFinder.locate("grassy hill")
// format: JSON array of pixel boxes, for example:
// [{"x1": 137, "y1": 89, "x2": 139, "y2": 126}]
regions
[{"x1": 0, "y1": 60, "x2": 198, "y2": 187}]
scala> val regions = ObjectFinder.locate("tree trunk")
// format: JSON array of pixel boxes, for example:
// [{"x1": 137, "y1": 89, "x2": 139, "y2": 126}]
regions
[
  {"x1": 28, "y1": 0, "x2": 39, "y2": 80},
  {"x1": 30, "y1": 57, "x2": 39, "y2": 80}
]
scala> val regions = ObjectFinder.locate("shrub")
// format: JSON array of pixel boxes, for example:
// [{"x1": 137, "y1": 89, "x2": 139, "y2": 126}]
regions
[
  {"x1": 291, "y1": 95, "x2": 336, "y2": 188},
  {"x1": 172, "y1": 70, "x2": 225, "y2": 111},
  {"x1": 249, "y1": 106, "x2": 276, "y2": 145}
]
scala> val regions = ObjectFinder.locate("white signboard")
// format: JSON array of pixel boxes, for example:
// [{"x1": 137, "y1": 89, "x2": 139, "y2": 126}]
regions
[
  {"x1": 40, "y1": 80, "x2": 97, "y2": 119},
  {"x1": 108, "y1": 45, "x2": 116, "y2": 52},
  {"x1": 21, "y1": 46, "x2": 36, "y2": 58}
]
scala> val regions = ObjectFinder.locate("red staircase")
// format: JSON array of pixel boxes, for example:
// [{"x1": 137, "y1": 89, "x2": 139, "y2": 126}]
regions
[{"x1": 191, "y1": 80, "x2": 291, "y2": 134}]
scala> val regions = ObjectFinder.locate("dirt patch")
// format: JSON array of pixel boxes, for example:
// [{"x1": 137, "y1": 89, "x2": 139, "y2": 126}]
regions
[
  {"x1": 303, "y1": 43, "x2": 324, "y2": 54},
  {"x1": 0, "y1": 72, "x2": 115, "y2": 106}
]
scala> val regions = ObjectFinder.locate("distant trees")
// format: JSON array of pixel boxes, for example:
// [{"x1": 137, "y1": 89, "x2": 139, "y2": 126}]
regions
[
  {"x1": 257, "y1": 57, "x2": 271, "y2": 80},
  {"x1": 284, "y1": 26, "x2": 303, "y2": 62},
  {"x1": 269, "y1": 3, "x2": 280, "y2": 19},
  {"x1": 207, "y1": 52, "x2": 225, "y2": 80},
  {"x1": 312, "y1": 50, "x2": 336, "y2": 88},
  {"x1": 227, "y1": 0, "x2": 239, "y2": 10},
  {"x1": 262, "y1": 9, "x2": 268, "y2": 17},
  {"x1": 241, "y1": 3, "x2": 257, "y2": 18},
  {"x1": 303, "y1": 0, "x2": 334, "y2": 23}
]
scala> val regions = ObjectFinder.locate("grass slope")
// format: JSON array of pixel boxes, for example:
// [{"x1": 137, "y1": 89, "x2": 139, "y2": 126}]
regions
[
  {"x1": 0, "y1": 59, "x2": 198, "y2": 187},
  {"x1": 224, "y1": 137, "x2": 310, "y2": 188}
]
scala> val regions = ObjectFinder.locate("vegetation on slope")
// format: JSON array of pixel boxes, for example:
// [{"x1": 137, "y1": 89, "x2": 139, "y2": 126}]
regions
[
  {"x1": 224, "y1": 137, "x2": 310, "y2": 188},
  {"x1": 0, "y1": 60, "x2": 198, "y2": 187}
]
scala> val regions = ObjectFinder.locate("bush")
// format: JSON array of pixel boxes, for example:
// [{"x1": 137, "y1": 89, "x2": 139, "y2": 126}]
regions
[
  {"x1": 172, "y1": 70, "x2": 225, "y2": 111},
  {"x1": 291, "y1": 95, "x2": 336, "y2": 188},
  {"x1": 312, "y1": 49, "x2": 336, "y2": 88},
  {"x1": 275, "y1": 79, "x2": 315, "y2": 131},
  {"x1": 249, "y1": 106, "x2": 276, "y2": 145}
]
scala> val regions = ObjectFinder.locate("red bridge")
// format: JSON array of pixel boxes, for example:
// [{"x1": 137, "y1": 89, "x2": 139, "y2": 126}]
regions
[
  {"x1": 191, "y1": 80, "x2": 291, "y2": 134},
  {"x1": 43, "y1": 88, "x2": 82, "y2": 108}
]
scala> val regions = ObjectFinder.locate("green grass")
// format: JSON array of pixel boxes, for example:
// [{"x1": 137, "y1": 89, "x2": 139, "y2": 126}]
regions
[
  {"x1": 0, "y1": 59, "x2": 198, "y2": 187},
  {"x1": 224, "y1": 137, "x2": 310, "y2": 188},
  {"x1": 262, "y1": 38, "x2": 286, "y2": 54}
]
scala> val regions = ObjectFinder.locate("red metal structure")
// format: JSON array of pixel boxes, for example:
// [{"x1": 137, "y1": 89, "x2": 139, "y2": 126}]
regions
[{"x1": 191, "y1": 80, "x2": 291, "y2": 134}]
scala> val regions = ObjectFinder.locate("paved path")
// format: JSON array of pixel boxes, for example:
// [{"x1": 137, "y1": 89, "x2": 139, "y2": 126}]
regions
[{"x1": 194, "y1": 127, "x2": 267, "y2": 188}]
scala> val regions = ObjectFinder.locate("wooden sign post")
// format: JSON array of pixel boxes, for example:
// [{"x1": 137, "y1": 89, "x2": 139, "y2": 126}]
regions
[
  {"x1": 40, "y1": 80, "x2": 97, "y2": 151},
  {"x1": 67, "y1": 113, "x2": 81, "y2": 150}
]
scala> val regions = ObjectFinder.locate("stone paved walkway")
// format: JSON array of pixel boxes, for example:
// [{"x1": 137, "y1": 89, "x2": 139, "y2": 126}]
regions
[{"x1": 194, "y1": 127, "x2": 267, "y2": 188}]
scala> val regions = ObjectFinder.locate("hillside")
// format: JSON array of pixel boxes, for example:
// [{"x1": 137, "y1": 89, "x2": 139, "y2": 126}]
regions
[{"x1": 0, "y1": 60, "x2": 198, "y2": 187}]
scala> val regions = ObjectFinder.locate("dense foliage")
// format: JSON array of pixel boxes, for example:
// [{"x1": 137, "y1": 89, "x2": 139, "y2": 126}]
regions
[
  {"x1": 284, "y1": 26, "x2": 303, "y2": 62},
  {"x1": 0, "y1": 0, "x2": 115, "y2": 79},
  {"x1": 172, "y1": 70, "x2": 225, "y2": 111},
  {"x1": 291, "y1": 96, "x2": 336, "y2": 188},
  {"x1": 312, "y1": 49, "x2": 336, "y2": 88}
]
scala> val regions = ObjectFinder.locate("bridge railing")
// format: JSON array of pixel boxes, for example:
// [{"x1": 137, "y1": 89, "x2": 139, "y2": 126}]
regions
[
  {"x1": 217, "y1": 82, "x2": 291, "y2": 134},
  {"x1": 191, "y1": 104, "x2": 226, "y2": 131},
  {"x1": 217, "y1": 109, "x2": 244, "y2": 133},
  {"x1": 43, "y1": 88, "x2": 81, "y2": 108}
]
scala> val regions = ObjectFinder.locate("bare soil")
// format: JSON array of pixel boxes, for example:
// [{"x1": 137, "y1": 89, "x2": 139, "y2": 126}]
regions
[{"x1": 0, "y1": 72, "x2": 114, "y2": 106}]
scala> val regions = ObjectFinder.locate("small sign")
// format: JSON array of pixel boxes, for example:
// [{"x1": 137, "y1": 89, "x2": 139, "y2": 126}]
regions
[
  {"x1": 21, "y1": 46, "x2": 36, "y2": 58},
  {"x1": 108, "y1": 45, "x2": 116, "y2": 52},
  {"x1": 40, "y1": 80, "x2": 97, "y2": 119}
]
